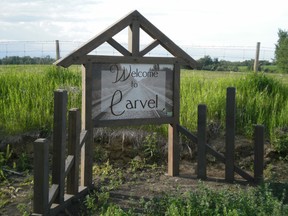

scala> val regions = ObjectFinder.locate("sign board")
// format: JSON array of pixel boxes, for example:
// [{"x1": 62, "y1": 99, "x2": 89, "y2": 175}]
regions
[
  {"x1": 55, "y1": 10, "x2": 197, "y2": 177},
  {"x1": 92, "y1": 63, "x2": 174, "y2": 123}
]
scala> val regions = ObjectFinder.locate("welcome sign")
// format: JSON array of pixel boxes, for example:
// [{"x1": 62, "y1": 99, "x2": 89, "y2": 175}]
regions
[{"x1": 92, "y1": 63, "x2": 174, "y2": 122}]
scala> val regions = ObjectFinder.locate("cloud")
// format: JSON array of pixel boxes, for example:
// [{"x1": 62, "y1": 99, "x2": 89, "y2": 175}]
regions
[{"x1": 0, "y1": 0, "x2": 287, "y2": 48}]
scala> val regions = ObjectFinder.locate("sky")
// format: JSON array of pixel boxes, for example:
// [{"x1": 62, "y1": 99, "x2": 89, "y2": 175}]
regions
[{"x1": 0, "y1": 0, "x2": 287, "y2": 59}]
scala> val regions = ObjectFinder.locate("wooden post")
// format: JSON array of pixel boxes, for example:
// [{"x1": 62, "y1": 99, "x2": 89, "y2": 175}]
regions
[
  {"x1": 52, "y1": 89, "x2": 67, "y2": 204},
  {"x1": 33, "y1": 138, "x2": 49, "y2": 215},
  {"x1": 168, "y1": 63, "x2": 180, "y2": 176},
  {"x1": 254, "y1": 42, "x2": 260, "y2": 72},
  {"x1": 56, "y1": 40, "x2": 60, "y2": 60},
  {"x1": 81, "y1": 63, "x2": 93, "y2": 187},
  {"x1": 225, "y1": 87, "x2": 236, "y2": 182},
  {"x1": 128, "y1": 20, "x2": 140, "y2": 56},
  {"x1": 197, "y1": 104, "x2": 207, "y2": 179},
  {"x1": 254, "y1": 125, "x2": 264, "y2": 184},
  {"x1": 67, "y1": 108, "x2": 81, "y2": 194},
  {"x1": 168, "y1": 124, "x2": 179, "y2": 176}
]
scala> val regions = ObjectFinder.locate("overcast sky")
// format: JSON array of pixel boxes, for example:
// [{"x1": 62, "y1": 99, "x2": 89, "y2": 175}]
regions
[{"x1": 0, "y1": 0, "x2": 287, "y2": 49}]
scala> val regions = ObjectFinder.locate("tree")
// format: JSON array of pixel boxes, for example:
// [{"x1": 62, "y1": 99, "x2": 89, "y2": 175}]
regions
[{"x1": 275, "y1": 29, "x2": 288, "y2": 73}]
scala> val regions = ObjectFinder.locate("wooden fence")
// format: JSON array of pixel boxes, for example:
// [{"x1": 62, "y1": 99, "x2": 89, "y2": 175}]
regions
[
  {"x1": 32, "y1": 87, "x2": 264, "y2": 215},
  {"x1": 178, "y1": 87, "x2": 264, "y2": 184},
  {"x1": 33, "y1": 90, "x2": 89, "y2": 216}
]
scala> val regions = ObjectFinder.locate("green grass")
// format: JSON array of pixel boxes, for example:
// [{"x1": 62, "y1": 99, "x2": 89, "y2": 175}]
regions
[
  {"x1": 87, "y1": 183, "x2": 288, "y2": 216},
  {"x1": 180, "y1": 70, "x2": 288, "y2": 154},
  {"x1": 0, "y1": 65, "x2": 81, "y2": 137},
  {"x1": 141, "y1": 183, "x2": 288, "y2": 216},
  {"x1": 1, "y1": 66, "x2": 288, "y2": 153}
]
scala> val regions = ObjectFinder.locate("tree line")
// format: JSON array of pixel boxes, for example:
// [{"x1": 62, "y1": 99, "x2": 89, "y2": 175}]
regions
[
  {"x1": 0, "y1": 55, "x2": 55, "y2": 65},
  {"x1": 194, "y1": 56, "x2": 275, "y2": 72},
  {"x1": 0, "y1": 54, "x2": 277, "y2": 72}
]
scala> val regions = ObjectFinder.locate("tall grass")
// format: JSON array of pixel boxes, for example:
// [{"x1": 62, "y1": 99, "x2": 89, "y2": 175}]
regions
[
  {"x1": 1, "y1": 66, "x2": 288, "y2": 153},
  {"x1": 0, "y1": 66, "x2": 81, "y2": 137},
  {"x1": 180, "y1": 70, "x2": 288, "y2": 153}
]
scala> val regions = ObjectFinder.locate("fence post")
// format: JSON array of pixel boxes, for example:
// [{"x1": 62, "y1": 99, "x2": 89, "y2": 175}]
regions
[
  {"x1": 67, "y1": 108, "x2": 81, "y2": 194},
  {"x1": 225, "y1": 87, "x2": 236, "y2": 182},
  {"x1": 33, "y1": 138, "x2": 49, "y2": 215},
  {"x1": 56, "y1": 40, "x2": 60, "y2": 60},
  {"x1": 254, "y1": 42, "x2": 261, "y2": 72},
  {"x1": 197, "y1": 104, "x2": 207, "y2": 179},
  {"x1": 52, "y1": 89, "x2": 67, "y2": 204},
  {"x1": 254, "y1": 125, "x2": 264, "y2": 184}
]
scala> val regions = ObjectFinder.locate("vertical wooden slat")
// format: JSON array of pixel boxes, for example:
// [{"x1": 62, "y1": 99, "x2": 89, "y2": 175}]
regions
[
  {"x1": 225, "y1": 87, "x2": 236, "y2": 182},
  {"x1": 173, "y1": 63, "x2": 180, "y2": 128},
  {"x1": 33, "y1": 138, "x2": 49, "y2": 215},
  {"x1": 128, "y1": 20, "x2": 140, "y2": 56},
  {"x1": 67, "y1": 108, "x2": 80, "y2": 194},
  {"x1": 197, "y1": 104, "x2": 207, "y2": 179},
  {"x1": 254, "y1": 125, "x2": 264, "y2": 184},
  {"x1": 168, "y1": 63, "x2": 180, "y2": 176},
  {"x1": 81, "y1": 63, "x2": 93, "y2": 187},
  {"x1": 52, "y1": 89, "x2": 67, "y2": 203}
]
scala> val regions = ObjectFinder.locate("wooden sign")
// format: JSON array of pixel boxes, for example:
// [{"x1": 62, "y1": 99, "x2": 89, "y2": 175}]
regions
[
  {"x1": 55, "y1": 10, "x2": 197, "y2": 177},
  {"x1": 92, "y1": 63, "x2": 174, "y2": 123}
]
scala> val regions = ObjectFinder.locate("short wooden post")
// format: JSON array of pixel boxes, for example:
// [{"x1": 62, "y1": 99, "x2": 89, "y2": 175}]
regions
[
  {"x1": 56, "y1": 40, "x2": 60, "y2": 60},
  {"x1": 33, "y1": 138, "x2": 49, "y2": 215},
  {"x1": 67, "y1": 108, "x2": 81, "y2": 194},
  {"x1": 254, "y1": 125, "x2": 264, "y2": 184},
  {"x1": 197, "y1": 104, "x2": 207, "y2": 179},
  {"x1": 225, "y1": 87, "x2": 236, "y2": 182},
  {"x1": 52, "y1": 89, "x2": 67, "y2": 204},
  {"x1": 168, "y1": 124, "x2": 180, "y2": 176}
]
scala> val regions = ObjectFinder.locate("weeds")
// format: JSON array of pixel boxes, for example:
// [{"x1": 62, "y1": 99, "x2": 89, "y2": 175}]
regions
[
  {"x1": 0, "y1": 144, "x2": 13, "y2": 180},
  {"x1": 143, "y1": 132, "x2": 161, "y2": 164},
  {"x1": 92, "y1": 181, "x2": 288, "y2": 215},
  {"x1": 142, "y1": 183, "x2": 288, "y2": 215}
]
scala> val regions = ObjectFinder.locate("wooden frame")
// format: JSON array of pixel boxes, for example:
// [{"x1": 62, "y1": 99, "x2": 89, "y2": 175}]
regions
[
  {"x1": 54, "y1": 10, "x2": 197, "y2": 182},
  {"x1": 90, "y1": 61, "x2": 175, "y2": 127},
  {"x1": 33, "y1": 90, "x2": 88, "y2": 215}
]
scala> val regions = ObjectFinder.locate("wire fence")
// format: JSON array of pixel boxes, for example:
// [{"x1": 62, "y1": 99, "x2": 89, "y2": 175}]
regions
[{"x1": 0, "y1": 40, "x2": 275, "y2": 64}]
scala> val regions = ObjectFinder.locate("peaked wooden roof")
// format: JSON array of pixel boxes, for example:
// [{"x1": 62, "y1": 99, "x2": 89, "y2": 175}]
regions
[{"x1": 55, "y1": 10, "x2": 197, "y2": 68}]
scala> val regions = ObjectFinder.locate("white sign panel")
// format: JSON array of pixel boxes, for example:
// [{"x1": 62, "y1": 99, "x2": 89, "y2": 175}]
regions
[{"x1": 92, "y1": 63, "x2": 174, "y2": 121}]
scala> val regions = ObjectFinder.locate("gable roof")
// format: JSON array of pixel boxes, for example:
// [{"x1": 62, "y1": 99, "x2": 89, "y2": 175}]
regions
[{"x1": 55, "y1": 10, "x2": 197, "y2": 68}]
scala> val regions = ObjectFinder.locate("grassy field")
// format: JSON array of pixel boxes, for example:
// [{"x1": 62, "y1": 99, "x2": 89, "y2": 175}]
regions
[
  {"x1": 0, "y1": 65, "x2": 81, "y2": 136},
  {"x1": 1, "y1": 65, "x2": 288, "y2": 153},
  {"x1": 1, "y1": 65, "x2": 288, "y2": 215}
]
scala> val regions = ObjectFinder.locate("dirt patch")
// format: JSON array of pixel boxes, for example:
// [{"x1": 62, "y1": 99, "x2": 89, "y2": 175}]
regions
[{"x1": 0, "y1": 129, "x2": 287, "y2": 215}]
